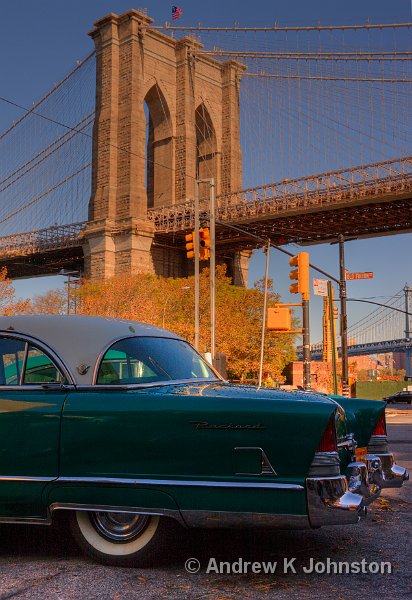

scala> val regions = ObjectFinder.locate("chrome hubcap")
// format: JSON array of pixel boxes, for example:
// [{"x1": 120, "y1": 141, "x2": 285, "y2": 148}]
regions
[{"x1": 90, "y1": 512, "x2": 151, "y2": 543}]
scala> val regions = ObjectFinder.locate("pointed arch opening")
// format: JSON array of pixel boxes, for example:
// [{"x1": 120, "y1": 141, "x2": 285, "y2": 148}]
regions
[
  {"x1": 144, "y1": 85, "x2": 173, "y2": 208},
  {"x1": 195, "y1": 104, "x2": 217, "y2": 198}
]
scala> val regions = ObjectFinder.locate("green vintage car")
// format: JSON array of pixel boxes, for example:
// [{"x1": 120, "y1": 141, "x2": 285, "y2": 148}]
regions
[{"x1": 0, "y1": 315, "x2": 408, "y2": 566}]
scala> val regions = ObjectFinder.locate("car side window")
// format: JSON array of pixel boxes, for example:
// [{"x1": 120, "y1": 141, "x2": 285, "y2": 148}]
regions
[
  {"x1": 0, "y1": 338, "x2": 26, "y2": 385},
  {"x1": 23, "y1": 345, "x2": 67, "y2": 384},
  {"x1": 0, "y1": 337, "x2": 67, "y2": 386}
]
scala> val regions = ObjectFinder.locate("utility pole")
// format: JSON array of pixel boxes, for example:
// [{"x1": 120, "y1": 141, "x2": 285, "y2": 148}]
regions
[
  {"x1": 327, "y1": 280, "x2": 339, "y2": 395},
  {"x1": 209, "y1": 178, "x2": 216, "y2": 362},
  {"x1": 404, "y1": 284, "x2": 412, "y2": 378},
  {"x1": 194, "y1": 183, "x2": 200, "y2": 350},
  {"x1": 258, "y1": 240, "x2": 271, "y2": 388},
  {"x1": 339, "y1": 235, "x2": 349, "y2": 396}
]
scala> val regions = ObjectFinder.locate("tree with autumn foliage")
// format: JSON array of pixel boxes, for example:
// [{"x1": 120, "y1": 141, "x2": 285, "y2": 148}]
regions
[
  {"x1": 0, "y1": 267, "x2": 31, "y2": 315},
  {"x1": 74, "y1": 266, "x2": 296, "y2": 381}
]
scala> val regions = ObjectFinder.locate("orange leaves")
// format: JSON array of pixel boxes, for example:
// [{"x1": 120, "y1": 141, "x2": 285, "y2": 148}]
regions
[{"x1": 19, "y1": 265, "x2": 296, "y2": 381}]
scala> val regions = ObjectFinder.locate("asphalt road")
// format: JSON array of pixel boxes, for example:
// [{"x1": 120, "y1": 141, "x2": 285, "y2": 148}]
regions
[{"x1": 0, "y1": 409, "x2": 410, "y2": 600}]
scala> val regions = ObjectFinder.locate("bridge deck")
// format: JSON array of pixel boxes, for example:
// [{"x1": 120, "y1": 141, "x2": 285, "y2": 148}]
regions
[{"x1": 0, "y1": 157, "x2": 411, "y2": 276}]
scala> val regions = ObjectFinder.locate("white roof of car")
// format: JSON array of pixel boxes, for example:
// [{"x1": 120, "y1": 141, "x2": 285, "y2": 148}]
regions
[{"x1": 0, "y1": 315, "x2": 182, "y2": 385}]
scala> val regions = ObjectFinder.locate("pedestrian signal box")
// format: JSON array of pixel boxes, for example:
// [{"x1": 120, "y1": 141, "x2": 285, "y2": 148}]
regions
[{"x1": 267, "y1": 306, "x2": 292, "y2": 331}]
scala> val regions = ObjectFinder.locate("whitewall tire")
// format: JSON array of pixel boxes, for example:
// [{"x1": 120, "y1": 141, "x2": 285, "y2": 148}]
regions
[{"x1": 70, "y1": 510, "x2": 171, "y2": 566}]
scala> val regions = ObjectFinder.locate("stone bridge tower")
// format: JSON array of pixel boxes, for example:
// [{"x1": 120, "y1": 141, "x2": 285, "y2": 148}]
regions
[{"x1": 83, "y1": 9, "x2": 249, "y2": 284}]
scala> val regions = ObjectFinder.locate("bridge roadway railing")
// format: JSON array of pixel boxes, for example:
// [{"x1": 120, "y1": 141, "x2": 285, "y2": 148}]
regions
[
  {"x1": 0, "y1": 157, "x2": 411, "y2": 256},
  {"x1": 148, "y1": 156, "x2": 412, "y2": 233},
  {"x1": 0, "y1": 222, "x2": 88, "y2": 257},
  {"x1": 300, "y1": 338, "x2": 412, "y2": 360}
]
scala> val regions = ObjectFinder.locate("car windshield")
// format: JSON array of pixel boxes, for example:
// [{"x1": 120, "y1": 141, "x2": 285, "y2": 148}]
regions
[{"x1": 96, "y1": 336, "x2": 217, "y2": 385}]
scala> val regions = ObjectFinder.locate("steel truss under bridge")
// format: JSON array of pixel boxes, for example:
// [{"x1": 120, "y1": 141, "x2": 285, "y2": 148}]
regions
[{"x1": 149, "y1": 156, "x2": 412, "y2": 250}]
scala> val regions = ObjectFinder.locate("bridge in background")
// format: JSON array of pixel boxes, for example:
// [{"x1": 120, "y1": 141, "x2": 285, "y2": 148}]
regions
[
  {"x1": 0, "y1": 154, "x2": 411, "y2": 278},
  {"x1": 298, "y1": 286, "x2": 412, "y2": 376},
  {"x1": 0, "y1": 11, "x2": 411, "y2": 291}
]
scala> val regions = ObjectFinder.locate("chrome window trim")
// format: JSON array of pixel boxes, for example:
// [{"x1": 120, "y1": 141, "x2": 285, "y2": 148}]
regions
[
  {"x1": 92, "y1": 335, "x2": 223, "y2": 386},
  {"x1": 78, "y1": 378, "x2": 222, "y2": 391},
  {"x1": 0, "y1": 475, "x2": 56, "y2": 482},
  {"x1": 0, "y1": 332, "x2": 75, "y2": 386},
  {"x1": 0, "y1": 384, "x2": 75, "y2": 392},
  {"x1": 56, "y1": 476, "x2": 303, "y2": 490},
  {"x1": 19, "y1": 342, "x2": 29, "y2": 386}
]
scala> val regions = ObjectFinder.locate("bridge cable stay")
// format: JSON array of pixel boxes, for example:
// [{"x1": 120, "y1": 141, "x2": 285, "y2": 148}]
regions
[
  {"x1": 156, "y1": 23, "x2": 410, "y2": 199},
  {"x1": 0, "y1": 23, "x2": 411, "y2": 261},
  {"x1": 346, "y1": 290, "x2": 406, "y2": 345},
  {"x1": 0, "y1": 53, "x2": 96, "y2": 242}
]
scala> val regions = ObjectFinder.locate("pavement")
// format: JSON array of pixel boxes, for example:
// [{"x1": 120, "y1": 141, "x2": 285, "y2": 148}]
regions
[{"x1": 0, "y1": 407, "x2": 410, "y2": 600}]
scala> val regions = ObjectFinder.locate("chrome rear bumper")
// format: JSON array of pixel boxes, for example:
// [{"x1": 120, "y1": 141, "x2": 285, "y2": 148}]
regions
[
  {"x1": 306, "y1": 476, "x2": 364, "y2": 527},
  {"x1": 367, "y1": 435, "x2": 409, "y2": 488},
  {"x1": 371, "y1": 452, "x2": 409, "y2": 488},
  {"x1": 306, "y1": 455, "x2": 385, "y2": 528}
]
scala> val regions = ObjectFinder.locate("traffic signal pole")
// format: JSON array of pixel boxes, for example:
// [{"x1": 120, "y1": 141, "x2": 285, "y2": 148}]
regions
[
  {"x1": 339, "y1": 235, "x2": 349, "y2": 396},
  {"x1": 289, "y1": 252, "x2": 311, "y2": 389},
  {"x1": 194, "y1": 182, "x2": 200, "y2": 350},
  {"x1": 209, "y1": 178, "x2": 216, "y2": 362},
  {"x1": 328, "y1": 280, "x2": 339, "y2": 395},
  {"x1": 258, "y1": 240, "x2": 271, "y2": 389},
  {"x1": 302, "y1": 298, "x2": 311, "y2": 389}
]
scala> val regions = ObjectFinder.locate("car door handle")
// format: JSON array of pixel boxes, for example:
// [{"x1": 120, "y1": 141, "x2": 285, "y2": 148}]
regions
[{"x1": 40, "y1": 383, "x2": 69, "y2": 390}]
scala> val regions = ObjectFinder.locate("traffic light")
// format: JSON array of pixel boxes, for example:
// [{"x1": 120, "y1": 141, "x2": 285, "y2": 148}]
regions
[
  {"x1": 289, "y1": 252, "x2": 310, "y2": 300},
  {"x1": 199, "y1": 228, "x2": 210, "y2": 261},
  {"x1": 185, "y1": 231, "x2": 195, "y2": 259}
]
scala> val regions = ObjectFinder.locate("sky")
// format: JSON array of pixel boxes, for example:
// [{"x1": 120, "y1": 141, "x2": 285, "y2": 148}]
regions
[{"x1": 0, "y1": 0, "x2": 411, "y2": 342}]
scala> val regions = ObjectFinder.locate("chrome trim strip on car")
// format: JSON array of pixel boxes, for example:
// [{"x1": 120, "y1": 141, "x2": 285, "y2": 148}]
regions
[
  {"x1": 0, "y1": 332, "x2": 75, "y2": 385},
  {"x1": 49, "y1": 503, "x2": 186, "y2": 527},
  {"x1": 181, "y1": 510, "x2": 310, "y2": 529},
  {"x1": 91, "y1": 335, "x2": 225, "y2": 385},
  {"x1": 308, "y1": 451, "x2": 340, "y2": 477},
  {"x1": 0, "y1": 385, "x2": 75, "y2": 392},
  {"x1": 56, "y1": 476, "x2": 303, "y2": 490},
  {"x1": 337, "y1": 433, "x2": 356, "y2": 453},
  {"x1": 0, "y1": 475, "x2": 56, "y2": 482},
  {"x1": 82, "y1": 378, "x2": 222, "y2": 391},
  {"x1": 0, "y1": 515, "x2": 52, "y2": 526},
  {"x1": 367, "y1": 434, "x2": 389, "y2": 455}
]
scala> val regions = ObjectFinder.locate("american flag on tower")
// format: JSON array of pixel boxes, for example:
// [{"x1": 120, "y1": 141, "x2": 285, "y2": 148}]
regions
[{"x1": 172, "y1": 5, "x2": 183, "y2": 20}]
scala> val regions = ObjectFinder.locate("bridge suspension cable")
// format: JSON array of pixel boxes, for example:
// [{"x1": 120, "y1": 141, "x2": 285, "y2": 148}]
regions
[
  {"x1": 346, "y1": 289, "x2": 406, "y2": 344},
  {"x1": 0, "y1": 19, "x2": 410, "y2": 258},
  {"x1": 154, "y1": 22, "x2": 412, "y2": 32}
]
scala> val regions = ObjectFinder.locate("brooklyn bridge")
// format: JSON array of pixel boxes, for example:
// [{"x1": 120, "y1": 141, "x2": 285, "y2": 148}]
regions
[{"x1": 0, "y1": 9, "x2": 411, "y2": 284}]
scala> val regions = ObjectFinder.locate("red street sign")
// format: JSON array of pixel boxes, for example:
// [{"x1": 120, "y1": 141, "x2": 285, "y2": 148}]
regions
[{"x1": 345, "y1": 272, "x2": 374, "y2": 280}]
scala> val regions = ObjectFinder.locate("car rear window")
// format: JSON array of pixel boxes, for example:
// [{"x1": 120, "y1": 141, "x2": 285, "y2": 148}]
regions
[{"x1": 96, "y1": 337, "x2": 216, "y2": 385}]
